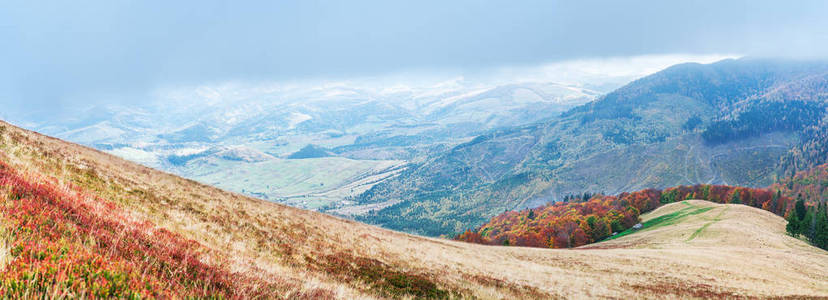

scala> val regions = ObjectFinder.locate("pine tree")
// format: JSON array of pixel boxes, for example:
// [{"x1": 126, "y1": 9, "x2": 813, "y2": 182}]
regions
[
  {"x1": 786, "y1": 210, "x2": 801, "y2": 236},
  {"x1": 795, "y1": 197, "x2": 807, "y2": 220},
  {"x1": 814, "y1": 203, "x2": 828, "y2": 250},
  {"x1": 802, "y1": 207, "x2": 815, "y2": 241}
]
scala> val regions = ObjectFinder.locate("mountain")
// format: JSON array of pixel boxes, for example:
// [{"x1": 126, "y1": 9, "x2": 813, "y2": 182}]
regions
[
  {"x1": 355, "y1": 58, "x2": 828, "y2": 236},
  {"x1": 2, "y1": 120, "x2": 827, "y2": 298},
  {"x1": 287, "y1": 144, "x2": 333, "y2": 159},
  {"x1": 10, "y1": 81, "x2": 601, "y2": 212}
]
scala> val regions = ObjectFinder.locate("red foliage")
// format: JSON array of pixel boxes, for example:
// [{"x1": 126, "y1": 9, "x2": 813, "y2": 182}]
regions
[{"x1": 0, "y1": 161, "x2": 283, "y2": 298}]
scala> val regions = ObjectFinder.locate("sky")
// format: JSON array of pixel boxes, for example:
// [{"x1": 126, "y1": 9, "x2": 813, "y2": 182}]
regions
[{"x1": 1, "y1": 0, "x2": 827, "y2": 114}]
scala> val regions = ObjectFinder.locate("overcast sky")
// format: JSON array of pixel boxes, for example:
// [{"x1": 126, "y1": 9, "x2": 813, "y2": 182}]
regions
[{"x1": 1, "y1": 0, "x2": 827, "y2": 113}]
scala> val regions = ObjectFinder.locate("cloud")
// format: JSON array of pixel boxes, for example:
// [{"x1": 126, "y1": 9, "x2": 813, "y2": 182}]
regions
[{"x1": 0, "y1": 0, "x2": 825, "y2": 115}]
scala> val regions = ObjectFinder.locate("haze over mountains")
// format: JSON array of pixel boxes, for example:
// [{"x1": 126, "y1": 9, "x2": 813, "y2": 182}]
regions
[
  {"x1": 7, "y1": 57, "x2": 828, "y2": 238},
  {"x1": 6, "y1": 56, "x2": 725, "y2": 211}
]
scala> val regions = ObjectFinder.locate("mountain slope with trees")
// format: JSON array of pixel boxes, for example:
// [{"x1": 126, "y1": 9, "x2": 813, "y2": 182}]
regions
[{"x1": 355, "y1": 58, "x2": 828, "y2": 236}]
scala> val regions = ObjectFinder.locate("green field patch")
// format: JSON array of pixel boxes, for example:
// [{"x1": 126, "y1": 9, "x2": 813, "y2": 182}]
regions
[
  {"x1": 179, "y1": 157, "x2": 404, "y2": 208},
  {"x1": 607, "y1": 201, "x2": 714, "y2": 241},
  {"x1": 686, "y1": 206, "x2": 728, "y2": 242}
]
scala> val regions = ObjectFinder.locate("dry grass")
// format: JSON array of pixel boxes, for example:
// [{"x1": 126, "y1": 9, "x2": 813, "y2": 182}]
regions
[
  {"x1": 1, "y1": 120, "x2": 827, "y2": 299},
  {"x1": 0, "y1": 221, "x2": 8, "y2": 270}
]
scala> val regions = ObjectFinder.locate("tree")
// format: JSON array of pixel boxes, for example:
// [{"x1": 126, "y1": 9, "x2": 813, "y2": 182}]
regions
[
  {"x1": 730, "y1": 190, "x2": 741, "y2": 204},
  {"x1": 527, "y1": 210, "x2": 535, "y2": 220},
  {"x1": 786, "y1": 210, "x2": 801, "y2": 236},
  {"x1": 795, "y1": 198, "x2": 807, "y2": 220},
  {"x1": 802, "y1": 207, "x2": 815, "y2": 241},
  {"x1": 770, "y1": 190, "x2": 780, "y2": 214},
  {"x1": 814, "y1": 204, "x2": 828, "y2": 250},
  {"x1": 457, "y1": 229, "x2": 486, "y2": 244},
  {"x1": 660, "y1": 189, "x2": 677, "y2": 204}
]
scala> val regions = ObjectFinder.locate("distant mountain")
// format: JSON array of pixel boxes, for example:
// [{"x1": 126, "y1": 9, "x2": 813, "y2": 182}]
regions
[
  {"x1": 354, "y1": 58, "x2": 828, "y2": 236},
  {"x1": 287, "y1": 144, "x2": 333, "y2": 159},
  {"x1": 10, "y1": 81, "x2": 601, "y2": 211}
]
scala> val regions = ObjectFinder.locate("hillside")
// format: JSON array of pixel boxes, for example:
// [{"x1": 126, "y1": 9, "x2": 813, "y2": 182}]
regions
[
  {"x1": 583, "y1": 200, "x2": 828, "y2": 296},
  {"x1": 356, "y1": 58, "x2": 828, "y2": 236},
  {"x1": 588, "y1": 200, "x2": 815, "y2": 249},
  {"x1": 2, "y1": 120, "x2": 828, "y2": 298}
]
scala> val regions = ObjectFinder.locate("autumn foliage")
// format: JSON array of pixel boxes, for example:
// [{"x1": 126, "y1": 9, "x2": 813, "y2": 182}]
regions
[
  {"x1": 772, "y1": 163, "x2": 828, "y2": 203},
  {"x1": 0, "y1": 161, "x2": 283, "y2": 298},
  {"x1": 457, "y1": 184, "x2": 796, "y2": 248}
]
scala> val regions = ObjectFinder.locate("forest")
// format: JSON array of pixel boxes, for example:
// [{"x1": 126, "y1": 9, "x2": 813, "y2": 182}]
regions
[
  {"x1": 785, "y1": 199, "x2": 828, "y2": 250},
  {"x1": 775, "y1": 163, "x2": 828, "y2": 249},
  {"x1": 702, "y1": 100, "x2": 824, "y2": 144}
]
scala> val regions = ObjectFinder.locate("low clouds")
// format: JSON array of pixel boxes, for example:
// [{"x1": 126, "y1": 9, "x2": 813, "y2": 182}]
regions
[{"x1": 0, "y1": 0, "x2": 825, "y2": 114}]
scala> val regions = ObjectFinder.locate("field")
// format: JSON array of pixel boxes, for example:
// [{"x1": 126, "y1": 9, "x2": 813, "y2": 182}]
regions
[
  {"x1": 178, "y1": 156, "x2": 406, "y2": 209},
  {"x1": 1, "y1": 120, "x2": 827, "y2": 298}
]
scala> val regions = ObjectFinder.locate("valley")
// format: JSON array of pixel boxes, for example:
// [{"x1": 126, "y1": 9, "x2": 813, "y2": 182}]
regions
[
  {"x1": 178, "y1": 156, "x2": 406, "y2": 209},
  {"x1": 8, "y1": 81, "x2": 604, "y2": 212}
]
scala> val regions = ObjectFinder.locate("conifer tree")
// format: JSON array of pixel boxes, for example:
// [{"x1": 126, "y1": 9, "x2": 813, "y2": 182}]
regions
[
  {"x1": 795, "y1": 197, "x2": 807, "y2": 220},
  {"x1": 814, "y1": 203, "x2": 828, "y2": 249},
  {"x1": 786, "y1": 210, "x2": 800, "y2": 236},
  {"x1": 802, "y1": 207, "x2": 815, "y2": 241}
]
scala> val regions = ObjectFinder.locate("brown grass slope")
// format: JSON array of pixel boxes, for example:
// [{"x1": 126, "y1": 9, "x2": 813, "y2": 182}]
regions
[{"x1": 0, "y1": 120, "x2": 826, "y2": 299}]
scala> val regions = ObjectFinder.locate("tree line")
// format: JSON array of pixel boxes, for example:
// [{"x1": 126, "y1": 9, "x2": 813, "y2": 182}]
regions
[
  {"x1": 456, "y1": 184, "x2": 799, "y2": 249},
  {"x1": 786, "y1": 196, "x2": 828, "y2": 250}
]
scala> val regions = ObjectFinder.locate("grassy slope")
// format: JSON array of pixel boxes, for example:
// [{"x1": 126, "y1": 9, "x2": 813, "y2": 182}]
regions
[
  {"x1": 1, "y1": 121, "x2": 826, "y2": 298},
  {"x1": 585, "y1": 200, "x2": 828, "y2": 296}
]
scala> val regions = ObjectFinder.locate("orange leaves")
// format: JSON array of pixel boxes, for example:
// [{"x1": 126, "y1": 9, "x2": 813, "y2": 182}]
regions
[
  {"x1": 458, "y1": 184, "x2": 795, "y2": 249},
  {"x1": 456, "y1": 230, "x2": 486, "y2": 244},
  {"x1": 457, "y1": 192, "x2": 653, "y2": 248}
]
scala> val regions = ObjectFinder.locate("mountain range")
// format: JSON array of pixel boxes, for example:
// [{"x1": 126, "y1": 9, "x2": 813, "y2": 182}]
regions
[
  {"x1": 6, "y1": 80, "x2": 604, "y2": 212},
  {"x1": 355, "y1": 58, "x2": 828, "y2": 236}
]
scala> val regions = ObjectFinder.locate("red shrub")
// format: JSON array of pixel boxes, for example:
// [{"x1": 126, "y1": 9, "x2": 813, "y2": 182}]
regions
[{"x1": 0, "y1": 161, "x2": 285, "y2": 298}]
